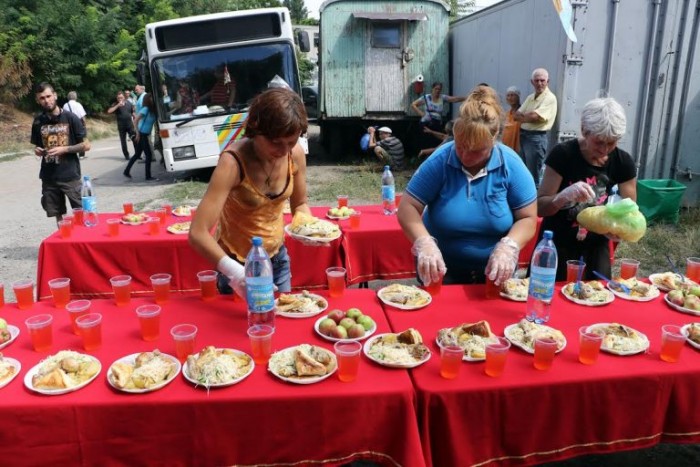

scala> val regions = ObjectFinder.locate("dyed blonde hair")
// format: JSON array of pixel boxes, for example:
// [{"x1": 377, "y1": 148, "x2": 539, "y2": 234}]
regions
[{"x1": 453, "y1": 85, "x2": 503, "y2": 149}]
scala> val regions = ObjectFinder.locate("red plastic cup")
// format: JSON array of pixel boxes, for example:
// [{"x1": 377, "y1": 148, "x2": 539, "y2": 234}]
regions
[
  {"x1": 578, "y1": 326, "x2": 603, "y2": 365},
  {"x1": 147, "y1": 217, "x2": 160, "y2": 235},
  {"x1": 619, "y1": 259, "x2": 640, "y2": 279},
  {"x1": 66, "y1": 299, "x2": 91, "y2": 335},
  {"x1": 534, "y1": 334, "x2": 558, "y2": 370},
  {"x1": 660, "y1": 324, "x2": 685, "y2": 363},
  {"x1": 136, "y1": 305, "x2": 161, "y2": 341},
  {"x1": 349, "y1": 211, "x2": 361, "y2": 229},
  {"x1": 155, "y1": 208, "x2": 167, "y2": 225},
  {"x1": 58, "y1": 219, "x2": 73, "y2": 239},
  {"x1": 566, "y1": 260, "x2": 586, "y2": 284},
  {"x1": 247, "y1": 324, "x2": 274, "y2": 365},
  {"x1": 123, "y1": 202, "x2": 134, "y2": 215},
  {"x1": 485, "y1": 337, "x2": 511, "y2": 377},
  {"x1": 423, "y1": 276, "x2": 443, "y2": 296},
  {"x1": 197, "y1": 270, "x2": 218, "y2": 301},
  {"x1": 110, "y1": 275, "x2": 132, "y2": 306},
  {"x1": 337, "y1": 195, "x2": 348, "y2": 208},
  {"x1": 25, "y1": 314, "x2": 53, "y2": 352},
  {"x1": 326, "y1": 267, "x2": 346, "y2": 298},
  {"x1": 150, "y1": 273, "x2": 171, "y2": 304},
  {"x1": 73, "y1": 208, "x2": 84, "y2": 225},
  {"x1": 438, "y1": 342, "x2": 463, "y2": 380},
  {"x1": 0, "y1": 284, "x2": 4, "y2": 308},
  {"x1": 12, "y1": 279, "x2": 34, "y2": 310},
  {"x1": 163, "y1": 204, "x2": 173, "y2": 216},
  {"x1": 687, "y1": 257, "x2": 700, "y2": 284},
  {"x1": 48, "y1": 277, "x2": 71, "y2": 309},
  {"x1": 107, "y1": 218, "x2": 120, "y2": 237},
  {"x1": 76, "y1": 313, "x2": 102, "y2": 351},
  {"x1": 171, "y1": 324, "x2": 198, "y2": 363},
  {"x1": 485, "y1": 276, "x2": 500, "y2": 299},
  {"x1": 334, "y1": 340, "x2": 362, "y2": 382}
]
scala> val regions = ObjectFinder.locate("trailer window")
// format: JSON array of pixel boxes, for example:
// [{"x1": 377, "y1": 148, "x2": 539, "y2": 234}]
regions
[{"x1": 371, "y1": 22, "x2": 400, "y2": 48}]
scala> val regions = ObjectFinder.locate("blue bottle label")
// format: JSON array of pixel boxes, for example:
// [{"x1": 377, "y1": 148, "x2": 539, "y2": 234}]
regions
[
  {"x1": 82, "y1": 196, "x2": 96, "y2": 213},
  {"x1": 382, "y1": 185, "x2": 395, "y2": 202},
  {"x1": 529, "y1": 265, "x2": 556, "y2": 301},
  {"x1": 246, "y1": 276, "x2": 274, "y2": 313}
]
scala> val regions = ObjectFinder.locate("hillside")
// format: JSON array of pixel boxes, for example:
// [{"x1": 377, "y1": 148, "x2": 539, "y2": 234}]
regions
[{"x1": 0, "y1": 104, "x2": 34, "y2": 153}]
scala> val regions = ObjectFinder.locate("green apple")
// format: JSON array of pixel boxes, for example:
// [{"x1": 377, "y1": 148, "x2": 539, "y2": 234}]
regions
[
  {"x1": 668, "y1": 289, "x2": 686, "y2": 306},
  {"x1": 689, "y1": 285, "x2": 700, "y2": 298},
  {"x1": 339, "y1": 317, "x2": 356, "y2": 330},
  {"x1": 318, "y1": 318, "x2": 337, "y2": 336},
  {"x1": 329, "y1": 207, "x2": 340, "y2": 216},
  {"x1": 331, "y1": 326, "x2": 348, "y2": 339},
  {"x1": 357, "y1": 315, "x2": 374, "y2": 331},
  {"x1": 346, "y1": 308, "x2": 362, "y2": 320},
  {"x1": 0, "y1": 318, "x2": 7, "y2": 329},
  {"x1": 347, "y1": 324, "x2": 365, "y2": 338}
]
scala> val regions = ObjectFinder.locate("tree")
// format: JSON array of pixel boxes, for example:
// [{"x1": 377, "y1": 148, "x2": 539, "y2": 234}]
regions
[
  {"x1": 284, "y1": 0, "x2": 308, "y2": 23},
  {"x1": 449, "y1": 0, "x2": 475, "y2": 19}
]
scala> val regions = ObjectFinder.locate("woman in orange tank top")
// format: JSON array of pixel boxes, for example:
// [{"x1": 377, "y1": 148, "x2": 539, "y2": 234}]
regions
[{"x1": 189, "y1": 87, "x2": 312, "y2": 297}]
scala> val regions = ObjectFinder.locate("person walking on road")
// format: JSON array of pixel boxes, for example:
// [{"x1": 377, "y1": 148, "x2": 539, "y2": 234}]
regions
[
  {"x1": 31, "y1": 82, "x2": 91, "y2": 223},
  {"x1": 107, "y1": 91, "x2": 136, "y2": 160},
  {"x1": 62, "y1": 91, "x2": 87, "y2": 159},
  {"x1": 123, "y1": 94, "x2": 158, "y2": 181}
]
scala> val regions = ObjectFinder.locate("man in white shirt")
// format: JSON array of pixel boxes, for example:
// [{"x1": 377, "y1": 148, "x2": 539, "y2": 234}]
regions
[{"x1": 62, "y1": 91, "x2": 87, "y2": 159}]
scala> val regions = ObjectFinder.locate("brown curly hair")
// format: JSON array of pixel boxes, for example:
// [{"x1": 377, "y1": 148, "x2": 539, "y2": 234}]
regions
[{"x1": 244, "y1": 88, "x2": 308, "y2": 139}]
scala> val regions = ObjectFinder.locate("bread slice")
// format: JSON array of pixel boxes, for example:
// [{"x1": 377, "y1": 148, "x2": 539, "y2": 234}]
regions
[
  {"x1": 294, "y1": 348, "x2": 327, "y2": 376},
  {"x1": 457, "y1": 320, "x2": 492, "y2": 338},
  {"x1": 397, "y1": 328, "x2": 423, "y2": 345},
  {"x1": 110, "y1": 362, "x2": 134, "y2": 388}
]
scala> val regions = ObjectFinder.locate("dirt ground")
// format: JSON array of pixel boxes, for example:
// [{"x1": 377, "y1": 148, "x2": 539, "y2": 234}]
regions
[{"x1": 1, "y1": 109, "x2": 698, "y2": 466}]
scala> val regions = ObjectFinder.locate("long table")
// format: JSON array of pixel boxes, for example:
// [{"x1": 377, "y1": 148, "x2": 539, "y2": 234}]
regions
[
  {"x1": 383, "y1": 284, "x2": 700, "y2": 466},
  {"x1": 0, "y1": 289, "x2": 424, "y2": 466}
]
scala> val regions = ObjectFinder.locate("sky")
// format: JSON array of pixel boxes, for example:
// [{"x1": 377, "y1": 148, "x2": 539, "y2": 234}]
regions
[{"x1": 304, "y1": 0, "x2": 502, "y2": 20}]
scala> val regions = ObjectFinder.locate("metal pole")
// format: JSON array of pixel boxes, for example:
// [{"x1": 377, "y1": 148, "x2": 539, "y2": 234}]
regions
[{"x1": 602, "y1": 0, "x2": 621, "y2": 93}]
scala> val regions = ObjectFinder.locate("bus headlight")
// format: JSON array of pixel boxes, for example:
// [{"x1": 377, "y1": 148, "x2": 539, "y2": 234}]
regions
[{"x1": 172, "y1": 146, "x2": 196, "y2": 160}]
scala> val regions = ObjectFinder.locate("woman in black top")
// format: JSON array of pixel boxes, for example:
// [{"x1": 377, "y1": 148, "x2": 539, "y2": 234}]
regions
[{"x1": 536, "y1": 97, "x2": 637, "y2": 280}]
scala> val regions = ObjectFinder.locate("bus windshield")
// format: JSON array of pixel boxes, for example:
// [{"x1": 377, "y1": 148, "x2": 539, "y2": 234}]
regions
[{"x1": 152, "y1": 41, "x2": 299, "y2": 122}]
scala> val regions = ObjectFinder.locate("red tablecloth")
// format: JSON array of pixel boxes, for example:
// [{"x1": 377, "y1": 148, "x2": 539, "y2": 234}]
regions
[
  {"x1": 38, "y1": 211, "x2": 344, "y2": 299},
  {"x1": 0, "y1": 289, "x2": 424, "y2": 467},
  {"x1": 381, "y1": 284, "x2": 700, "y2": 467}
]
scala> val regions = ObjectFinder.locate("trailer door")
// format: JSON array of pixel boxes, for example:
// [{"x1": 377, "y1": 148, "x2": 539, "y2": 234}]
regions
[{"x1": 365, "y1": 21, "x2": 405, "y2": 112}]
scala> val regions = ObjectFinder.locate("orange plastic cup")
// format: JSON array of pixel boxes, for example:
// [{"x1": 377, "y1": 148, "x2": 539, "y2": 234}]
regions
[
  {"x1": 73, "y1": 208, "x2": 84, "y2": 226},
  {"x1": 326, "y1": 267, "x2": 346, "y2": 298},
  {"x1": 484, "y1": 276, "x2": 500, "y2": 299},
  {"x1": 58, "y1": 219, "x2": 73, "y2": 239},
  {"x1": 334, "y1": 340, "x2": 362, "y2": 382},
  {"x1": 76, "y1": 313, "x2": 102, "y2": 351},
  {"x1": 171, "y1": 324, "x2": 198, "y2": 362},
  {"x1": 136, "y1": 305, "x2": 161, "y2": 341},
  {"x1": 660, "y1": 324, "x2": 685, "y2": 363},
  {"x1": 25, "y1": 314, "x2": 53, "y2": 352},
  {"x1": 578, "y1": 326, "x2": 603, "y2": 365},
  {"x1": 247, "y1": 324, "x2": 274, "y2": 365},
  {"x1": 66, "y1": 299, "x2": 91, "y2": 335},
  {"x1": 48, "y1": 277, "x2": 71, "y2": 309},
  {"x1": 163, "y1": 204, "x2": 173, "y2": 216},
  {"x1": 110, "y1": 275, "x2": 132, "y2": 306},
  {"x1": 349, "y1": 211, "x2": 361, "y2": 229},
  {"x1": 197, "y1": 270, "x2": 218, "y2": 301},
  {"x1": 485, "y1": 337, "x2": 511, "y2": 377},
  {"x1": 0, "y1": 284, "x2": 4, "y2": 308},
  {"x1": 123, "y1": 202, "x2": 134, "y2": 215},
  {"x1": 12, "y1": 279, "x2": 34, "y2": 310},
  {"x1": 438, "y1": 342, "x2": 463, "y2": 380},
  {"x1": 147, "y1": 217, "x2": 161, "y2": 235},
  {"x1": 106, "y1": 218, "x2": 120, "y2": 237},
  {"x1": 533, "y1": 334, "x2": 558, "y2": 370},
  {"x1": 150, "y1": 273, "x2": 171, "y2": 304}
]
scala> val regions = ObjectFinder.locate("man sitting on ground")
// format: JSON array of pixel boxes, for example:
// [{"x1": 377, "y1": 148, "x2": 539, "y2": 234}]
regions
[{"x1": 368, "y1": 126, "x2": 405, "y2": 170}]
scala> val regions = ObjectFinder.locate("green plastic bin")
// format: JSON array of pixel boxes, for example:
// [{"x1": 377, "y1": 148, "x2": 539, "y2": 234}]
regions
[{"x1": 637, "y1": 179, "x2": 687, "y2": 224}]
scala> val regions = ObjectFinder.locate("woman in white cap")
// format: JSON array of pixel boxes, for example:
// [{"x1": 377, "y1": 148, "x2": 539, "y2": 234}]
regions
[
  {"x1": 399, "y1": 85, "x2": 537, "y2": 287},
  {"x1": 367, "y1": 126, "x2": 405, "y2": 170}
]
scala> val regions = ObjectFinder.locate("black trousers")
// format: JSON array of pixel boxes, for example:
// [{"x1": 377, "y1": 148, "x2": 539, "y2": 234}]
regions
[{"x1": 117, "y1": 122, "x2": 136, "y2": 158}]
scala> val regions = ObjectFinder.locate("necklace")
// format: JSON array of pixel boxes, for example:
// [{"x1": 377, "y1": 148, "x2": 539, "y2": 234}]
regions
[{"x1": 261, "y1": 157, "x2": 279, "y2": 188}]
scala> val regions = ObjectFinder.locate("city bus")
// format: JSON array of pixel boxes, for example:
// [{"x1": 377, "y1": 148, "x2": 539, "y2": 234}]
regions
[{"x1": 145, "y1": 8, "x2": 308, "y2": 172}]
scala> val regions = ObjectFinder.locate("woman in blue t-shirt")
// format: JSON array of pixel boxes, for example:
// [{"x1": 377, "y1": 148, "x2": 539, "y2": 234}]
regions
[
  {"x1": 399, "y1": 85, "x2": 538, "y2": 287},
  {"x1": 124, "y1": 93, "x2": 158, "y2": 181}
]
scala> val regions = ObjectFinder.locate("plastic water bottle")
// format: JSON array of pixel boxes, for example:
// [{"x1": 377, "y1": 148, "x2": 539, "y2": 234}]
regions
[
  {"x1": 526, "y1": 230, "x2": 558, "y2": 323},
  {"x1": 381, "y1": 165, "x2": 396, "y2": 215},
  {"x1": 81, "y1": 175, "x2": 99, "y2": 227},
  {"x1": 245, "y1": 236, "x2": 275, "y2": 328},
  {"x1": 607, "y1": 185, "x2": 622, "y2": 205}
]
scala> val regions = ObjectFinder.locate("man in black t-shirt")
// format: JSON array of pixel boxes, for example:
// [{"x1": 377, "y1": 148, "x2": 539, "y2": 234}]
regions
[
  {"x1": 30, "y1": 82, "x2": 91, "y2": 223},
  {"x1": 107, "y1": 91, "x2": 136, "y2": 159}
]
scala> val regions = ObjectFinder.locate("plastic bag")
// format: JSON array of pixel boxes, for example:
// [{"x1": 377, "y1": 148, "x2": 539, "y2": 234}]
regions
[
  {"x1": 576, "y1": 198, "x2": 647, "y2": 242},
  {"x1": 267, "y1": 75, "x2": 291, "y2": 89}
]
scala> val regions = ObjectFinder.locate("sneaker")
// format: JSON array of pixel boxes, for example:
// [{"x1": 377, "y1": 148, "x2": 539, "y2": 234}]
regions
[
  {"x1": 145, "y1": 177, "x2": 159, "y2": 182},
  {"x1": 123, "y1": 171, "x2": 131, "y2": 179}
]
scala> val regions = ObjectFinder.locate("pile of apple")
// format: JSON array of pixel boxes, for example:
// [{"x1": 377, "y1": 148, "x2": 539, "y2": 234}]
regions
[
  {"x1": 327, "y1": 206, "x2": 356, "y2": 218},
  {"x1": 668, "y1": 286, "x2": 700, "y2": 310},
  {"x1": 318, "y1": 308, "x2": 375, "y2": 339}
]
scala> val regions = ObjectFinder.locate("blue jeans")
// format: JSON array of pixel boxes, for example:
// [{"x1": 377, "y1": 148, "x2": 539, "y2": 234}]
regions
[
  {"x1": 519, "y1": 131, "x2": 549, "y2": 186},
  {"x1": 217, "y1": 244, "x2": 292, "y2": 294}
]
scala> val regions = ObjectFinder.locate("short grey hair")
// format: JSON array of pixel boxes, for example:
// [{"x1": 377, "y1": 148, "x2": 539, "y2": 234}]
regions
[
  {"x1": 67, "y1": 91, "x2": 77, "y2": 100},
  {"x1": 531, "y1": 68, "x2": 549, "y2": 80},
  {"x1": 506, "y1": 86, "x2": 520, "y2": 96},
  {"x1": 580, "y1": 97, "x2": 627, "y2": 139}
]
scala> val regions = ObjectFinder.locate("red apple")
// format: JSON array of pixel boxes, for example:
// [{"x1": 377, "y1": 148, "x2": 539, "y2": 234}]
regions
[
  {"x1": 330, "y1": 326, "x2": 348, "y2": 339},
  {"x1": 347, "y1": 324, "x2": 365, "y2": 339},
  {"x1": 327, "y1": 309, "x2": 345, "y2": 324},
  {"x1": 339, "y1": 317, "x2": 356, "y2": 330},
  {"x1": 318, "y1": 318, "x2": 337, "y2": 336},
  {"x1": 668, "y1": 290, "x2": 686, "y2": 306}
]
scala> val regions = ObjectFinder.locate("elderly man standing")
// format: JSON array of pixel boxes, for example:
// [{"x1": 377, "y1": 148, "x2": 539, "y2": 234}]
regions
[{"x1": 515, "y1": 68, "x2": 558, "y2": 186}]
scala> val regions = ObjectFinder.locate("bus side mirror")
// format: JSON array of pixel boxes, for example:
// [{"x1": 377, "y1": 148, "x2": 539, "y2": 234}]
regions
[{"x1": 297, "y1": 31, "x2": 310, "y2": 53}]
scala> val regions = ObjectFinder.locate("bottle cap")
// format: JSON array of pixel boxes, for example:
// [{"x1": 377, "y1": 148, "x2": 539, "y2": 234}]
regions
[
  {"x1": 543, "y1": 230, "x2": 553, "y2": 239},
  {"x1": 252, "y1": 236, "x2": 262, "y2": 246},
  {"x1": 384, "y1": 165, "x2": 390, "y2": 170}
]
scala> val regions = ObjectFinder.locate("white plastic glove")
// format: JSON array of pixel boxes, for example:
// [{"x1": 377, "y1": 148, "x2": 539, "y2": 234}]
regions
[
  {"x1": 411, "y1": 236, "x2": 446, "y2": 286},
  {"x1": 217, "y1": 256, "x2": 246, "y2": 298},
  {"x1": 485, "y1": 237, "x2": 520, "y2": 286},
  {"x1": 553, "y1": 181, "x2": 596, "y2": 208}
]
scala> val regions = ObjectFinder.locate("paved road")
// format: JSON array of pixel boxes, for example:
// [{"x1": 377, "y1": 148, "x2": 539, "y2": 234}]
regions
[{"x1": 0, "y1": 135, "x2": 177, "y2": 299}]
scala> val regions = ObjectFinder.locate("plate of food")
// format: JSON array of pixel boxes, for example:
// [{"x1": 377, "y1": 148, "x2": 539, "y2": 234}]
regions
[
  {"x1": 681, "y1": 323, "x2": 700, "y2": 350},
  {"x1": 649, "y1": 272, "x2": 698, "y2": 292},
  {"x1": 314, "y1": 309, "x2": 376, "y2": 342},
  {"x1": 107, "y1": 350, "x2": 181, "y2": 393},
  {"x1": 607, "y1": 278, "x2": 660, "y2": 302},
  {"x1": 377, "y1": 284, "x2": 432, "y2": 310},
  {"x1": 500, "y1": 278, "x2": 529, "y2": 302},
  {"x1": 586, "y1": 323, "x2": 649, "y2": 355},
  {"x1": 268, "y1": 344, "x2": 337, "y2": 384},
  {"x1": 0, "y1": 354, "x2": 20, "y2": 389},
  {"x1": 664, "y1": 290, "x2": 700, "y2": 316},
  {"x1": 436, "y1": 320, "x2": 498, "y2": 362},
  {"x1": 121, "y1": 212, "x2": 149, "y2": 225},
  {"x1": 503, "y1": 319, "x2": 567, "y2": 354},
  {"x1": 24, "y1": 350, "x2": 101, "y2": 395},
  {"x1": 284, "y1": 212, "x2": 341, "y2": 243},
  {"x1": 172, "y1": 205, "x2": 194, "y2": 217},
  {"x1": 0, "y1": 320, "x2": 19, "y2": 351},
  {"x1": 275, "y1": 291, "x2": 328, "y2": 318},
  {"x1": 166, "y1": 221, "x2": 191, "y2": 235},
  {"x1": 183, "y1": 346, "x2": 254, "y2": 389},
  {"x1": 561, "y1": 281, "x2": 614, "y2": 306},
  {"x1": 326, "y1": 206, "x2": 356, "y2": 220},
  {"x1": 363, "y1": 328, "x2": 431, "y2": 368}
]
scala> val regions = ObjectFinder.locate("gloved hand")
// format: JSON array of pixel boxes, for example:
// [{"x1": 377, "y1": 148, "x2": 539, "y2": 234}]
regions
[
  {"x1": 485, "y1": 237, "x2": 520, "y2": 286},
  {"x1": 553, "y1": 181, "x2": 595, "y2": 208},
  {"x1": 217, "y1": 256, "x2": 246, "y2": 298},
  {"x1": 411, "y1": 236, "x2": 446, "y2": 286}
]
